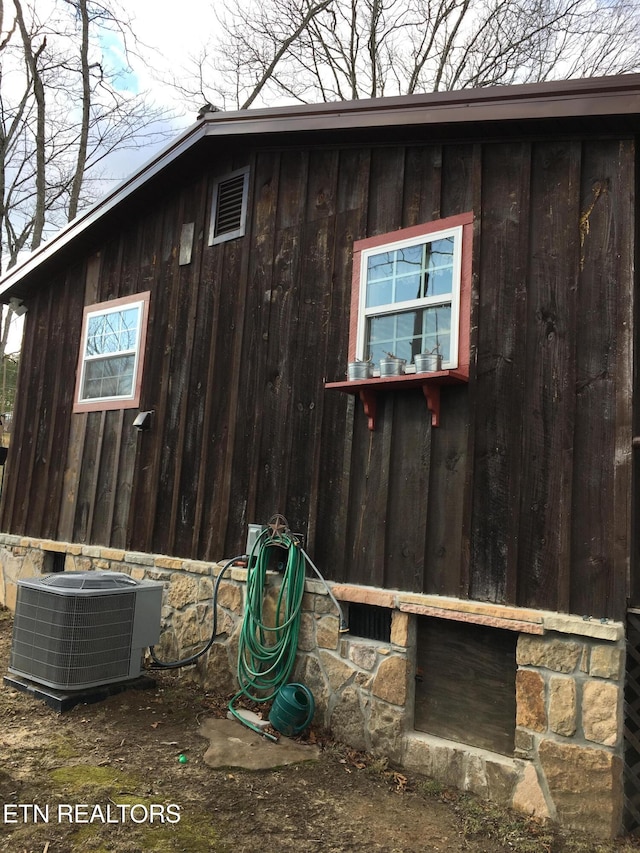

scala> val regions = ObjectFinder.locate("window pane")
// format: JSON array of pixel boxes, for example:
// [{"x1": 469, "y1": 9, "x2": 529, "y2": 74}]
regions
[
  {"x1": 86, "y1": 307, "x2": 140, "y2": 357},
  {"x1": 395, "y1": 245, "x2": 423, "y2": 278},
  {"x1": 367, "y1": 252, "x2": 394, "y2": 282},
  {"x1": 425, "y1": 237, "x2": 454, "y2": 297},
  {"x1": 395, "y1": 274, "x2": 422, "y2": 303},
  {"x1": 366, "y1": 252, "x2": 394, "y2": 307},
  {"x1": 397, "y1": 311, "x2": 419, "y2": 338},
  {"x1": 365, "y1": 234, "x2": 456, "y2": 309},
  {"x1": 368, "y1": 314, "x2": 395, "y2": 347},
  {"x1": 367, "y1": 315, "x2": 396, "y2": 368},
  {"x1": 422, "y1": 305, "x2": 451, "y2": 361},
  {"x1": 367, "y1": 312, "x2": 420, "y2": 368},
  {"x1": 366, "y1": 305, "x2": 452, "y2": 368},
  {"x1": 366, "y1": 279, "x2": 393, "y2": 308},
  {"x1": 82, "y1": 355, "x2": 135, "y2": 400},
  {"x1": 426, "y1": 267, "x2": 453, "y2": 297}
]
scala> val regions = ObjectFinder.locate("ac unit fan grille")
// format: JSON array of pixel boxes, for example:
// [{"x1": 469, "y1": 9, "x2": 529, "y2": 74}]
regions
[{"x1": 10, "y1": 587, "x2": 136, "y2": 689}]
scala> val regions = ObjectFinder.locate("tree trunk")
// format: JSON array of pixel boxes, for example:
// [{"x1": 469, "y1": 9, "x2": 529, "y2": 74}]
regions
[
  {"x1": 68, "y1": 0, "x2": 90, "y2": 222},
  {"x1": 14, "y1": 0, "x2": 46, "y2": 251}
]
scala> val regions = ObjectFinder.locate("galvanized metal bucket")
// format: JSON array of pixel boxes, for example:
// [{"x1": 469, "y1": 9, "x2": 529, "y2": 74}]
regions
[
  {"x1": 347, "y1": 361, "x2": 373, "y2": 380},
  {"x1": 379, "y1": 357, "x2": 406, "y2": 376},
  {"x1": 414, "y1": 353, "x2": 443, "y2": 373}
]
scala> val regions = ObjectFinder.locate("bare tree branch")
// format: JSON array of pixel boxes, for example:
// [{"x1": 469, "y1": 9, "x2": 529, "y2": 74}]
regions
[
  {"x1": 0, "y1": 0, "x2": 174, "y2": 270},
  {"x1": 14, "y1": 0, "x2": 46, "y2": 250},
  {"x1": 67, "y1": 0, "x2": 89, "y2": 221},
  {"x1": 195, "y1": 0, "x2": 640, "y2": 108},
  {"x1": 240, "y1": 0, "x2": 335, "y2": 108},
  {"x1": 0, "y1": 0, "x2": 176, "y2": 369}
]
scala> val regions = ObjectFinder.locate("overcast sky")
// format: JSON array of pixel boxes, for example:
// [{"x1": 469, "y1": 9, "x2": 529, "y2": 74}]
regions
[
  {"x1": 97, "y1": 0, "x2": 221, "y2": 180},
  {"x1": 128, "y1": 0, "x2": 216, "y2": 109}
]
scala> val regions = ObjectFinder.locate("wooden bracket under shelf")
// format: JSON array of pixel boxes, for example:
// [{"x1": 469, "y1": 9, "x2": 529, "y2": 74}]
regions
[{"x1": 325, "y1": 369, "x2": 469, "y2": 430}]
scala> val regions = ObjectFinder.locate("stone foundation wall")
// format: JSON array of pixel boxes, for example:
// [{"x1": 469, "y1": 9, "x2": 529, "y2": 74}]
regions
[
  {"x1": 513, "y1": 632, "x2": 624, "y2": 836},
  {"x1": 0, "y1": 535, "x2": 627, "y2": 839}
]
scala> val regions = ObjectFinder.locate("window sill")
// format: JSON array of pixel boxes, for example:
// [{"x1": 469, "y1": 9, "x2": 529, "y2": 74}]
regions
[{"x1": 325, "y1": 367, "x2": 469, "y2": 430}]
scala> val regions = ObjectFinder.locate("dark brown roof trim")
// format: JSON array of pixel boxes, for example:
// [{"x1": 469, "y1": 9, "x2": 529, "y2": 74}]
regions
[{"x1": 199, "y1": 73, "x2": 640, "y2": 133}]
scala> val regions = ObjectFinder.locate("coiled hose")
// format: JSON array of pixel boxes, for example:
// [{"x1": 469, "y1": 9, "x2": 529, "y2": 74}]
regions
[
  {"x1": 228, "y1": 527, "x2": 306, "y2": 736},
  {"x1": 149, "y1": 521, "x2": 341, "y2": 739}
]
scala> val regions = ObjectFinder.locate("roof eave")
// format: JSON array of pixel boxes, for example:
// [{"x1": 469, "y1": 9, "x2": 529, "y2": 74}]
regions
[
  {"x1": 3, "y1": 73, "x2": 640, "y2": 299},
  {"x1": 196, "y1": 72, "x2": 640, "y2": 132}
]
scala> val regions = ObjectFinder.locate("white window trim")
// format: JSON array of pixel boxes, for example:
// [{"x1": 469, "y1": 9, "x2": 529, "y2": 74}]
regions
[
  {"x1": 73, "y1": 291, "x2": 150, "y2": 413},
  {"x1": 355, "y1": 224, "x2": 463, "y2": 373}
]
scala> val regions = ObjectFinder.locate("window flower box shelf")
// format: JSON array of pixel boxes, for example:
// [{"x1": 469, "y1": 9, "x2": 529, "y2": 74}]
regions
[{"x1": 325, "y1": 368, "x2": 469, "y2": 430}]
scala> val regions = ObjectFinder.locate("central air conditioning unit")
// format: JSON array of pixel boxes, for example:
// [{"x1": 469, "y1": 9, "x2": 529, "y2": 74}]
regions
[{"x1": 8, "y1": 571, "x2": 164, "y2": 691}]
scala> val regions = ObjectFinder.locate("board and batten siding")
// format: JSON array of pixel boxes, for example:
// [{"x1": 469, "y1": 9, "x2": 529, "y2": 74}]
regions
[{"x1": 1, "y1": 136, "x2": 634, "y2": 621}]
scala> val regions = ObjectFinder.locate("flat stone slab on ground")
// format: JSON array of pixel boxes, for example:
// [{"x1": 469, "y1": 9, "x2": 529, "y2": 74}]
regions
[
  {"x1": 198, "y1": 717, "x2": 320, "y2": 770},
  {"x1": 226, "y1": 708, "x2": 272, "y2": 730}
]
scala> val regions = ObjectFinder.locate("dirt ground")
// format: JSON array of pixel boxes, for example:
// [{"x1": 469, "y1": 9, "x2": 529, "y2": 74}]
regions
[{"x1": 0, "y1": 607, "x2": 639, "y2": 853}]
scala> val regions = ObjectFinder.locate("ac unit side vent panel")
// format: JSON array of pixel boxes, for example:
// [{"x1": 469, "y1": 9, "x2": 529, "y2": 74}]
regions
[{"x1": 8, "y1": 572, "x2": 163, "y2": 691}]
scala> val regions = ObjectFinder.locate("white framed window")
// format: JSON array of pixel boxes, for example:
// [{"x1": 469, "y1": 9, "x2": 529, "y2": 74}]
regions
[
  {"x1": 73, "y1": 292, "x2": 150, "y2": 412},
  {"x1": 351, "y1": 212, "x2": 473, "y2": 374},
  {"x1": 208, "y1": 166, "x2": 250, "y2": 245}
]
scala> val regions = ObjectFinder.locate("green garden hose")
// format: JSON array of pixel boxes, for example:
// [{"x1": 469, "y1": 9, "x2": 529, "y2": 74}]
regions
[{"x1": 228, "y1": 526, "x2": 307, "y2": 738}]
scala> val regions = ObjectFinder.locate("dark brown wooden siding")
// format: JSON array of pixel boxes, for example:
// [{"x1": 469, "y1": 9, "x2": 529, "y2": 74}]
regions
[{"x1": 1, "y1": 132, "x2": 635, "y2": 621}]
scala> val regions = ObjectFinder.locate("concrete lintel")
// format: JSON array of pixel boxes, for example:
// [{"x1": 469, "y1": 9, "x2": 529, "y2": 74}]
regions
[
  {"x1": 398, "y1": 593, "x2": 544, "y2": 624},
  {"x1": 542, "y1": 614, "x2": 623, "y2": 642},
  {"x1": 39, "y1": 539, "x2": 69, "y2": 553},
  {"x1": 0, "y1": 534, "x2": 25, "y2": 546},
  {"x1": 399, "y1": 602, "x2": 545, "y2": 634},
  {"x1": 331, "y1": 584, "x2": 396, "y2": 608}
]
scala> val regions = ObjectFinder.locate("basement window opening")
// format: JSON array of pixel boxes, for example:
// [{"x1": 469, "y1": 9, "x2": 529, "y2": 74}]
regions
[
  {"x1": 44, "y1": 551, "x2": 66, "y2": 574},
  {"x1": 348, "y1": 603, "x2": 391, "y2": 642},
  {"x1": 208, "y1": 166, "x2": 250, "y2": 245}
]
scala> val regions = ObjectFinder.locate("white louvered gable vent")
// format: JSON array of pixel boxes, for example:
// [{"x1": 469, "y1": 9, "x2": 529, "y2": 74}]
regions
[{"x1": 209, "y1": 167, "x2": 249, "y2": 245}]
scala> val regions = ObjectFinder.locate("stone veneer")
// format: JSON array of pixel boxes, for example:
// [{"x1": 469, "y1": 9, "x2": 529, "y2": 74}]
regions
[{"x1": 0, "y1": 535, "x2": 627, "y2": 839}]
